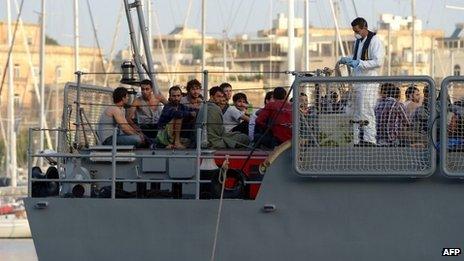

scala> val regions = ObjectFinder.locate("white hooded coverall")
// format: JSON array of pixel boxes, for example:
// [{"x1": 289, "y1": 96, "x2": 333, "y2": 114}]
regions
[{"x1": 351, "y1": 34, "x2": 384, "y2": 144}]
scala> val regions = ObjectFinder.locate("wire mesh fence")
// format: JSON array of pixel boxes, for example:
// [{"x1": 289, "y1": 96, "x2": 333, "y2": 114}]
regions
[
  {"x1": 440, "y1": 77, "x2": 464, "y2": 177},
  {"x1": 293, "y1": 76, "x2": 436, "y2": 177},
  {"x1": 61, "y1": 82, "x2": 113, "y2": 151}
]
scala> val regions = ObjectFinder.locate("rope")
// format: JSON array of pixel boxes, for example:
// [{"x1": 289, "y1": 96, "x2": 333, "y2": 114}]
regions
[{"x1": 210, "y1": 155, "x2": 229, "y2": 261}]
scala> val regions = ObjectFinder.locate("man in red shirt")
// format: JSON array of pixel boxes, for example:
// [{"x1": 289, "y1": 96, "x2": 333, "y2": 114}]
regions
[{"x1": 256, "y1": 87, "x2": 292, "y2": 148}]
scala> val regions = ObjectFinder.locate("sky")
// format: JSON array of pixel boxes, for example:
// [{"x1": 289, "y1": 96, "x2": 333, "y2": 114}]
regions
[{"x1": 1, "y1": 0, "x2": 463, "y2": 56}]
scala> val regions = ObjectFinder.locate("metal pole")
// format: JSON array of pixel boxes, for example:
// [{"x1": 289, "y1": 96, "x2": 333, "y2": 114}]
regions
[
  {"x1": 39, "y1": 0, "x2": 46, "y2": 166},
  {"x1": 387, "y1": 23, "x2": 391, "y2": 76},
  {"x1": 111, "y1": 128, "x2": 117, "y2": 199},
  {"x1": 430, "y1": 38, "x2": 435, "y2": 79},
  {"x1": 329, "y1": 0, "x2": 346, "y2": 57},
  {"x1": 6, "y1": 0, "x2": 17, "y2": 187},
  {"x1": 412, "y1": 0, "x2": 416, "y2": 75},
  {"x1": 303, "y1": 0, "x2": 309, "y2": 71},
  {"x1": 201, "y1": 71, "x2": 209, "y2": 147},
  {"x1": 222, "y1": 30, "x2": 227, "y2": 82},
  {"x1": 134, "y1": 0, "x2": 160, "y2": 95},
  {"x1": 351, "y1": 0, "x2": 359, "y2": 17},
  {"x1": 334, "y1": 0, "x2": 339, "y2": 61},
  {"x1": 269, "y1": 0, "x2": 273, "y2": 85},
  {"x1": 27, "y1": 128, "x2": 32, "y2": 196},
  {"x1": 74, "y1": 0, "x2": 79, "y2": 71},
  {"x1": 287, "y1": 0, "x2": 295, "y2": 86},
  {"x1": 123, "y1": 0, "x2": 147, "y2": 81},
  {"x1": 74, "y1": 71, "x2": 82, "y2": 147},
  {"x1": 450, "y1": 50, "x2": 455, "y2": 76},
  {"x1": 146, "y1": 0, "x2": 152, "y2": 52},
  {"x1": 201, "y1": 0, "x2": 206, "y2": 71},
  {"x1": 195, "y1": 128, "x2": 201, "y2": 199}
]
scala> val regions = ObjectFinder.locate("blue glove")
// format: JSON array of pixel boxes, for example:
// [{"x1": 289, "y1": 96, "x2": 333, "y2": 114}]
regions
[
  {"x1": 339, "y1": 57, "x2": 352, "y2": 64},
  {"x1": 348, "y1": 59, "x2": 360, "y2": 68}
]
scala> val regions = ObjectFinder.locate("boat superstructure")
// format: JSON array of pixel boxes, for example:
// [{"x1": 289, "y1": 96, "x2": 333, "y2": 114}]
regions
[
  {"x1": 24, "y1": 0, "x2": 464, "y2": 260},
  {"x1": 24, "y1": 73, "x2": 464, "y2": 260}
]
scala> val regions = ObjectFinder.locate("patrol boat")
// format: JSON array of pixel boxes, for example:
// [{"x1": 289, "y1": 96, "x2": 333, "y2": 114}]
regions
[{"x1": 25, "y1": 1, "x2": 464, "y2": 260}]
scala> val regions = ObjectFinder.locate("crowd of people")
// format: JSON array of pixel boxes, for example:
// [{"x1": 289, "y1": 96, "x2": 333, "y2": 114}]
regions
[{"x1": 96, "y1": 79, "x2": 293, "y2": 150}]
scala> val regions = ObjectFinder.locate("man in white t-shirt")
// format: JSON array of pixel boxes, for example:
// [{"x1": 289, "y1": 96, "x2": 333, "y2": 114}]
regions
[{"x1": 223, "y1": 92, "x2": 250, "y2": 133}]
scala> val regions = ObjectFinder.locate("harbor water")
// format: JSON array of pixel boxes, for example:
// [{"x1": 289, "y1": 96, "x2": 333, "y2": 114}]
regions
[{"x1": 0, "y1": 239, "x2": 37, "y2": 261}]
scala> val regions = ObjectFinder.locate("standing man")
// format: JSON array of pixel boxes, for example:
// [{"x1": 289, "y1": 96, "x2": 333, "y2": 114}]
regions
[{"x1": 339, "y1": 17, "x2": 384, "y2": 146}]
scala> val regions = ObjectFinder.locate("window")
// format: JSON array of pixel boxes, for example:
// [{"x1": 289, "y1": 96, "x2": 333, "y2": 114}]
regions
[
  {"x1": 27, "y1": 37, "x2": 33, "y2": 45},
  {"x1": 55, "y1": 66, "x2": 62, "y2": 80},
  {"x1": 321, "y1": 43, "x2": 332, "y2": 57},
  {"x1": 454, "y1": 64, "x2": 461, "y2": 76},
  {"x1": 13, "y1": 64, "x2": 20, "y2": 78},
  {"x1": 14, "y1": 93, "x2": 20, "y2": 108}
]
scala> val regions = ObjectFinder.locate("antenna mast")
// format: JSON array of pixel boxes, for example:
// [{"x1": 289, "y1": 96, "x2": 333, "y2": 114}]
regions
[{"x1": 123, "y1": 0, "x2": 161, "y2": 95}]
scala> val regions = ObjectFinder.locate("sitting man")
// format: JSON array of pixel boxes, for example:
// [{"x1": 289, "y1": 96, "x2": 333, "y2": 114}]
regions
[
  {"x1": 223, "y1": 92, "x2": 250, "y2": 134},
  {"x1": 256, "y1": 87, "x2": 292, "y2": 149},
  {"x1": 181, "y1": 79, "x2": 203, "y2": 110},
  {"x1": 97, "y1": 87, "x2": 144, "y2": 146},
  {"x1": 403, "y1": 85, "x2": 421, "y2": 119},
  {"x1": 220, "y1": 82, "x2": 233, "y2": 113},
  {"x1": 157, "y1": 86, "x2": 196, "y2": 149},
  {"x1": 410, "y1": 85, "x2": 430, "y2": 147},
  {"x1": 127, "y1": 79, "x2": 167, "y2": 139},
  {"x1": 250, "y1": 91, "x2": 273, "y2": 142},
  {"x1": 196, "y1": 86, "x2": 249, "y2": 149},
  {"x1": 374, "y1": 83, "x2": 410, "y2": 146}
]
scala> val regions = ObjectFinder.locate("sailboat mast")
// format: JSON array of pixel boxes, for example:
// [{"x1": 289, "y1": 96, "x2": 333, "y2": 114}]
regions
[
  {"x1": 6, "y1": 0, "x2": 17, "y2": 187},
  {"x1": 412, "y1": 0, "x2": 416, "y2": 75},
  {"x1": 146, "y1": 0, "x2": 152, "y2": 52},
  {"x1": 74, "y1": 0, "x2": 79, "y2": 71},
  {"x1": 387, "y1": 23, "x2": 391, "y2": 76},
  {"x1": 223, "y1": 30, "x2": 227, "y2": 82},
  {"x1": 39, "y1": 0, "x2": 46, "y2": 164},
  {"x1": 201, "y1": 0, "x2": 206, "y2": 72},
  {"x1": 303, "y1": 0, "x2": 309, "y2": 71},
  {"x1": 329, "y1": 0, "x2": 346, "y2": 58},
  {"x1": 287, "y1": 0, "x2": 295, "y2": 86}
]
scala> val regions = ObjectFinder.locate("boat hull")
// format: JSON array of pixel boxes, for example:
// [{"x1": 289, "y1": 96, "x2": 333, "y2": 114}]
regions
[{"x1": 26, "y1": 150, "x2": 464, "y2": 260}]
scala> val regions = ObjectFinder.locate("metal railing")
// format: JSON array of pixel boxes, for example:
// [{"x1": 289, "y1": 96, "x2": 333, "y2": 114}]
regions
[
  {"x1": 440, "y1": 76, "x2": 464, "y2": 177},
  {"x1": 28, "y1": 70, "x2": 275, "y2": 199},
  {"x1": 292, "y1": 75, "x2": 437, "y2": 177}
]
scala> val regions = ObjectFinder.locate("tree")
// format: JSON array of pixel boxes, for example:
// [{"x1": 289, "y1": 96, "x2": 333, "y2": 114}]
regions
[{"x1": 45, "y1": 35, "x2": 60, "y2": 46}]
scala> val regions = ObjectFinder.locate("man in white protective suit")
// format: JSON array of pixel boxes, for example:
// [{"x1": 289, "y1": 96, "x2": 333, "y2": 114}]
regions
[{"x1": 339, "y1": 17, "x2": 384, "y2": 146}]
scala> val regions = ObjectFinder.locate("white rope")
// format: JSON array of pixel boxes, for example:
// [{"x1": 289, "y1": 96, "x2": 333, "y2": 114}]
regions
[{"x1": 210, "y1": 155, "x2": 229, "y2": 261}]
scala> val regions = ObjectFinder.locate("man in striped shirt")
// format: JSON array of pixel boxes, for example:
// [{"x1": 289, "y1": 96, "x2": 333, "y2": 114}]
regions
[{"x1": 375, "y1": 83, "x2": 410, "y2": 146}]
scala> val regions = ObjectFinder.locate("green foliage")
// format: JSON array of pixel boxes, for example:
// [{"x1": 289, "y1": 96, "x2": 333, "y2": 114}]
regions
[
  {"x1": 191, "y1": 45, "x2": 202, "y2": 60},
  {"x1": 45, "y1": 35, "x2": 60, "y2": 46},
  {"x1": 227, "y1": 74, "x2": 263, "y2": 81}
]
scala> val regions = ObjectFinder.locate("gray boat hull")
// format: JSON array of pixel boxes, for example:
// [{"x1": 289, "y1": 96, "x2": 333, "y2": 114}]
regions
[{"x1": 25, "y1": 149, "x2": 464, "y2": 260}]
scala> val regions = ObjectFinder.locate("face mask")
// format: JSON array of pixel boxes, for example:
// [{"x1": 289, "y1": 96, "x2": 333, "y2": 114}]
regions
[{"x1": 354, "y1": 33, "x2": 362, "y2": 40}]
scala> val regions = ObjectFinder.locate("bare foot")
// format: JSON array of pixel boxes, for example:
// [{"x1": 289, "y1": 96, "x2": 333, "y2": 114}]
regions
[{"x1": 174, "y1": 143, "x2": 186, "y2": 149}]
